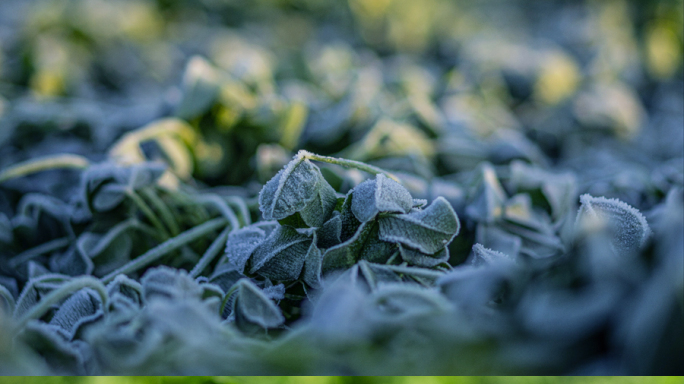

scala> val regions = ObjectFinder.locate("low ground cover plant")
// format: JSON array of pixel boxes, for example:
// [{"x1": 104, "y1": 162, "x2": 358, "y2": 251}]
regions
[{"x1": 0, "y1": 0, "x2": 682, "y2": 375}]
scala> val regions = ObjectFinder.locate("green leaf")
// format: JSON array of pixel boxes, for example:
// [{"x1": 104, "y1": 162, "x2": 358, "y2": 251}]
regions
[
  {"x1": 249, "y1": 225, "x2": 312, "y2": 281},
  {"x1": 351, "y1": 173, "x2": 413, "y2": 222},
  {"x1": 225, "y1": 224, "x2": 270, "y2": 273},
  {"x1": 141, "y1": 266, "x2": 203, "y2": 302},
  {"x1": 322, "y1": 220, "x2": 396, "y2": 272},
  {"x1": 84, "y1": 162, "x2": 166, "y2": 213},
  {"x1": 258, "y1": 153, "x2": 336, "y2": 227},
  {"x1": 14, "y1": 274, "x2": 71, "y2": 320},
  {"x1": 48, "y1": 288, "x2": 104, "y2": 340},
  {"x1": 398, "y1": 244, "x2": 450, "y2": 268},
  {"x1": 317, "y1": 211, "x2": 342, "y2": 249},
  {"x1": 378, "y1": 197, "x2": 460, "y2": 254},
  {"x1": 105, "y1": 274, "x2": 143, "y2": 308},
  {"x1": 301, "y1": 239, "x2": 323, "y2": 288},
  {"x1": 0, "y1": 284, "x2": 15, "y2": 315},
  {"x1": 233, "y1": 279, "x2": 285, "y2": 329}
]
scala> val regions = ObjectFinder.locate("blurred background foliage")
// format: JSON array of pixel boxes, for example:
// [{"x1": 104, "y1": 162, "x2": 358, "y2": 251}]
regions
[
  {"x1": 1, "y1": 0, "x2": 682, "y2": 210},
  {"x1": 1, "y1": 377, "x2": 684, "y2": 384}
]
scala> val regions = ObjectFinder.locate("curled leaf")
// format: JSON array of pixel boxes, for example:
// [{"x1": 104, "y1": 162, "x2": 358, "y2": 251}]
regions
[
  {"x1": 379, "y1": 197, "x2": 460, "y2": 254},
  {"x1": 233, "y1": 279, "x2": 285, "y2": 330},
  {"x1": 48, "y1": 288, "x2": 104, "y2": 340},
  {"x1": 249, "y1": 225, "x2": 312, "y2": 281},
  {"x1": 399, "y1": 244, "x2": 450, "y2": 268},
  {"x1": 322, "y1": 221, "x2": 396, "y2": 272},
  {"x1": 225, "y1": 225, "x2": 270, "y2": 273},
  {"x1": 351, "y1": 173, "x2": 413, "y2": 222},
  {"x1": 258, "y1": 152, "x2": 336, "y2": 227},
  {"x1": 141, "y1": 267, "x2": 203, "y2": 302}
]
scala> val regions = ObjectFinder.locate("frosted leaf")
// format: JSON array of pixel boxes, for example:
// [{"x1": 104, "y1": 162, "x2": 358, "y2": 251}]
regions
[
  {"x1": 317, "y1": 212, "x2": 342, "y2": 249},
  {"x1": 14, "y1": 274, "x2": 70, "y2": 319},
  {"x1": 351, "y1": 174, "x2": 413, "y2": 222},
  {"x1": 141, "y1": 266, "x2": 203, "y2": 302},
  {"x1": 249, "y1": 225, "x2": 311, "y2": 281},
  {"x1": 302, "y1": 239, "x2": 323, "y2": 288},
  {"x1": 84, "y1": 163, "x2": 166, "y2": 213},
  {"x1": 208, "y1": 263, "x2": 244, "y2": 294},
  {"x1": 378, "y1": 197, "x2": 460, "y2": 254},
  {"x1": 399, "y1": 244, "x2": 450, "y2": 268},
  {"x1": 233, "y1": 279, "x2": 285, "y2": 329},
  {"x1": 225, "y1": 225, "x2": 268, "y2": 273},
  {"x1": 19, "y1": 321, "x2": 90, "y2": 374},
  {"x1": 370, "y1": 284, "x2": 452, "y2": 320},
  {"x1": 106, "y1": 274, "x2": 143, "y2": 308},
  {"x1": 48, "y1": 288, "x2": 104, "y2": 340},
  {"x1": 354, "y1": 261, "x2": 403, "y2": 290},
  {"x1": 259, "y1": 152, "x2": 336, "y2": 227},
  {"x1": 576, "y1": 194, "x2": 650, "y2": 255},
  {"x1": 298, "y1": 179, "x2": 337, "y2": 228},
  {"x1": 465, "y1": 164, "x2": 507, "y2": 223},
  {"x1": 0, "y1": 284, "x2": 15, "y2": 315},
  {"x1": 322, "y1": 221, "x2": 396, "y2": 272},
  {"x1": 338, "y1": 191, "x2": 362, "y2": 242},
  {"x1": 470, "y1": 243, "x2": 515, "y2": 267}
]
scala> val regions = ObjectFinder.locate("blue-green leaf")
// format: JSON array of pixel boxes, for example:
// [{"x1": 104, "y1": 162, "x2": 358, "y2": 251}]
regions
[
  {"x1": 378, "y1": 197, "x2": 460, "y2": 254},
  {"x1": 351, "y1": 174, "x2": 413, "y2": 222},
  {"x1": 576, "y1": 194, "x2": 651, "y2": 255},
  {"x1": 259, "y1": 152, "x2": 336, "y2": 227},
  {"x1": 249, "y1": 225, "x2": 311, "y2": 281}
]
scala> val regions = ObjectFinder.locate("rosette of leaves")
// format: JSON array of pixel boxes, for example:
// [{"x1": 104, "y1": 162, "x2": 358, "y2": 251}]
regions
[{"x1": 225, "y1": 151, "x2": 461, "y2": 292}]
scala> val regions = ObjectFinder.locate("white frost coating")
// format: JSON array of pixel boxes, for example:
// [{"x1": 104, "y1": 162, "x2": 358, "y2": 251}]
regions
[
  {"x1": 234, "y1": 279, "x2": 285, "y2": 328},
  {"x1": 576, "y1": 194, "x2": 651, "y2": 254},
  {"x1": 258, "y1": 153, "x2": 320, "y2": 220},
  {"x1": 471, "y1": 243, "x2": 515, "y2": 266},
  {"x1": 225, "y1": 225, "x2": 268, "y2": 273},
  {"x1": 259, "y1": 152, "x2": 336, "y2": 227},
  {"x1": 351, "y1": 173, "x2": 413, "y2": 222},
  {"x1": 398, "y1": 244, "x2": 450, "y2": 268},
  {"x1": 249, "y1": 226, "x2": 311, "y2": 281},
  {"x1": 378, "y1": 197, "x2": 460, "y2": 254}
]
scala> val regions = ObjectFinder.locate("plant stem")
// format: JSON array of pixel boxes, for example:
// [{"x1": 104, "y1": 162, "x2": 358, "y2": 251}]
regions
[
  {"x1": 298, "y1": 150, "x2": 400, "y2": 182},
  {"x1": 189, "y1": 226, "x2": 231, "y2": 278},
  {"x1": 197, "y1": 194, "x2": 241, "y2": 230},
  {"x1": 101, "y1": 217, "x2": 227, "y2": 284},
  {"x1": 0, "y1": 154, "x2": 90, "y2": 183},
  {"x1": 8, "y1": 237, "x2": 71, "y2": 268},
  {"x1": 13, "y1": 276, "x2": 108, "y2": 330},
  {"x1": 141, "y1": 187, "x2": 181, "y2": 236},
  {"x1": 225, "y1": 196, "x2": 252, "y2": 226},
  {"x1": 126, "y1": 189, "x2": 170, "y2": 239}
]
